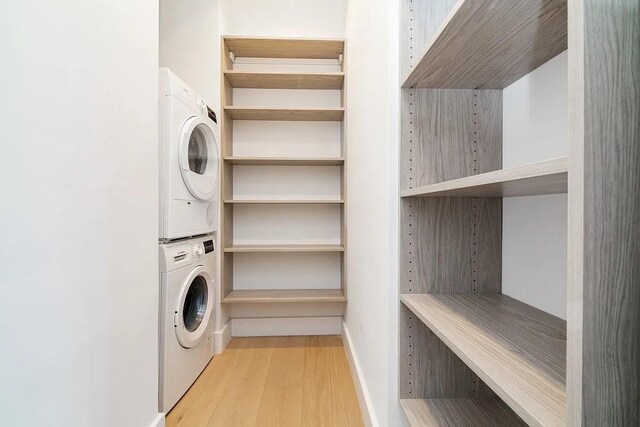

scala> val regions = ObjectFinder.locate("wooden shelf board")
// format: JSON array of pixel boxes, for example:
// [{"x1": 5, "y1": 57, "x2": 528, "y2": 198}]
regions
[
  {"x1": 400, "y1": 399, "x2": 526, "y2": 427},
  {"x1": 222, "y1": 289, "x2": 346, "y2": 304},
  {"x1": 224, "y1": 244, "x2": 344, "y2": 253},
  {"x1": 400, "y1": 293, "x2": 566, "y2": 426},
  {"x1": 401, "y1": 156, "x2": 568, "y2": 198},
  {"x1": 224, "y1": 106, "x2": 344, "y2": 121},
  {"x1": 224, "y1": 156, "x2": 344, "y2": 166},
  {"x1": 225, "y1": 71, "x2": 344, "y2": 89},
  {"x1": 402, "y1": 0, "x2": 567, "y2": 89},
  {"x1": 223, "y1": 36, "x2": 344, "y2": 59},
  {"x1": 224, "y1": 199, "x2": 344, "y2": 204}
]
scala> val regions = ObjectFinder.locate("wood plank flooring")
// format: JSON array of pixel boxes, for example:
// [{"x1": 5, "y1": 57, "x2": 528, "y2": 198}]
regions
[{"x1": 167, "y1": 336, "x2": 363, "y2": 427}]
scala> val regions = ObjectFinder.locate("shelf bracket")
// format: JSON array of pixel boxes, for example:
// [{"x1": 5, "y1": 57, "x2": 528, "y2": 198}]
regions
[
  {"x1": 338, "y1": 54, "x2": 343, "y2": 65},
  {"x1": 229, "y1": 51, "x2": 236, "y2": 63}
]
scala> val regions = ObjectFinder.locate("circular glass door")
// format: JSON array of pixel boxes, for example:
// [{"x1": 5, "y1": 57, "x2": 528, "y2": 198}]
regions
[
  {"x1": 178, "y1": 117, "x2": 219, "y2": 200},
  {"x1": 175, "y1": 266, "x2": 214, "y2": 348},
  {"x1": 182, "y1": 275, "x2": 208, "y2": 332}
]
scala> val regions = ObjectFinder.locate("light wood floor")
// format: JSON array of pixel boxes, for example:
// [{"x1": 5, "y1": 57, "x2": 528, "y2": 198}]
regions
[{"x1": 167, "y1": 336, "x2": 364, "y2": 427}]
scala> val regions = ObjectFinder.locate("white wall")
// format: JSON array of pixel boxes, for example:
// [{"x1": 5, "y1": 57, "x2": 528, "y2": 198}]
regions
[
  {"x1": 502, "y1": 51, "x2": 568, "y2": 319},
  {"x1": 160, "y1": 0, "x2": 220, "y2": 109},
  {"x1": 0, "y1": 1, "x2": 160, "y2": 426},
  {"x1": 343, "y1": 0, "x2": 400, "y2": 425},
  {"x1": 220, "y1": 0, "x2": 346, "y2": 37}
]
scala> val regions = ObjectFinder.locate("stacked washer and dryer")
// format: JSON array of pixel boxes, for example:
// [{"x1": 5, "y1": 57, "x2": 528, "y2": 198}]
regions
[{"x1": 158, "y1": 68, "x2": 219, "y2": 413}]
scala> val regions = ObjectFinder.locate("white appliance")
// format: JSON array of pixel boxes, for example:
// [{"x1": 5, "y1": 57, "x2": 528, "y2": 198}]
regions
[
  {"x1": 159, "y1": 68, "x2": 219, "y2": 241},
  {"x1": 159, "y1": 235, "x2": 216, "y2": 412}
]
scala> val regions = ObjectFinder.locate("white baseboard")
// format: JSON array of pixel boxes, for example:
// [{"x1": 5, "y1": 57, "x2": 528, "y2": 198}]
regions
[
  {"x1": 214, "y1": 321, "x2": 231, "y2": 354},
  {"x1": 149, "y1": 413, "x2": 165, "y2": 427},
  {"x1": 342, "y1": 322, "x2": 377, "y2": 427},
  {"x1": 231, "y1": 316, "x2": 342, "y2": 337}
]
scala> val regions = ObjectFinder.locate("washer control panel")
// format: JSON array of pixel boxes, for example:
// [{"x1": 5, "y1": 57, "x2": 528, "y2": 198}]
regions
[{"x1": 160, "y1": 237, "x2": 215, "y2": 271}]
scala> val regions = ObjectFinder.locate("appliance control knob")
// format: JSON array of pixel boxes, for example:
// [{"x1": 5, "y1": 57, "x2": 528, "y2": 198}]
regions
[
  {"x1": 198, "y1": 99, "x2": 206, "y2": 113},
  {"x1": 193, "y1": 244, "x2": 204, "y2": 256}
]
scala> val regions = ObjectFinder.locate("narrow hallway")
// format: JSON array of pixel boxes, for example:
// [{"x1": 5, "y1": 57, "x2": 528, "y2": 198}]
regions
[{"x1": 167, "y1": 336, "x2": 364, "y2": 426}]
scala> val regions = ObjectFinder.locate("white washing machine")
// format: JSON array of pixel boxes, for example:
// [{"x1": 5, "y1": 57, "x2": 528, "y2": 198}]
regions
[
  {"x1": 159, "y1": 235, "x2": 216, "y2": 412},
  {"x1": 159, "y1": 68, "x2": 219, "y2": 241}
]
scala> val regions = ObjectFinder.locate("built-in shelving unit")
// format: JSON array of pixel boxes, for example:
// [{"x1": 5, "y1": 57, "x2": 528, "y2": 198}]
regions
[
  {"x1": 224, "y1": 71, "x2": 344, "y2": 89},
  {"x1": 400, "y1": 0, "x2": 639, "y2": 425},
  {"x1": 401, "y1": 156, "x2": 568, "y2": 198},
  {"x1": 219, "y1": 36, "x2": 347, "y2": 310},
  {"x1": 223, "y1": 106, "x2": 344, "y2": 121}
]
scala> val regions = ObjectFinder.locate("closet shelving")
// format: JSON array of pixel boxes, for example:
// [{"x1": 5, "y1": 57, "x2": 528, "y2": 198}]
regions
[
  {"x1": 223, "y1": 244, "x2": 345, "y2": 253},
  {"x1": 223, "y1": 106, "x2": 345, "y2": 121},
  {"x1": 223, "y1": 199, "x2": 344, "y2": 204},
  {"x1": 401, "y1": 156, "x2": 567, "y2": 198},
  {"x1": 401, "y1": 294, "x2": 565, "y2": 426},
  {"x1": 402, "y1": 0, "x2": 567, "y2": 89},
  {"x1": 401, "y1": 0, "x2": 639, "y2": 425},
  {"x1": 223, "y1": 289, "x2": 346, "y2": 304},
  {"x1": 224, "y1": 71, "x2": 344, "y2": 89},
  {"x1": 224, "y1": 156, "x2": 344, "y2": 166},
  {"x1": 399, "y1": 0, "x2": 569, "y2": 426},
  {"x1": 220, "y1": 36, "x2": 347, "y2": 306}
]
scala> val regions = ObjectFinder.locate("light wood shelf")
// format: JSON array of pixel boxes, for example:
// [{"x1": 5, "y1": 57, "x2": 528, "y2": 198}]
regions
[
  {"x1": 401, "y1": 156, "x2": 568, "y2": 198},
  {"x1": 224, "y1": 244, "x2": 344, "y2": 253},
  {"x1": 225, "y1": 71, "x2": 344, "y2": 89},
  {"x1": 224, "y1": 36, "x2": 344, "y2": 59},
  {"x1": 400, "y1": 399, "x2": 526, "y2": 426},
  {"x1": 222, "y1": 289, "x2": 346, "y2": 304},
  {"x1": 402, "y1": 0, "x2": 567, "y2": 89},
  {"x1": 224, "y1": 199, "x2": 344, "y2": 204},
  {"x1": 224, "y1": 156, "x2": 344, "y2": 166},
  {"x1": 224, "y1": 106, "x2": 344, "y2": 121},
  {"x1": 400, "y1": 293, "x2": 566, "y2": 426}
]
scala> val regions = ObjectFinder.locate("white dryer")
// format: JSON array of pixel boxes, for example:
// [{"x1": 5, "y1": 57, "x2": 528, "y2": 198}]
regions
[
  {"x1": 159, "y1": 68, "x2": 219, "y2": 241},
  {"x1": 159, "y1": 235, "x2": 216, "y2": 412}
]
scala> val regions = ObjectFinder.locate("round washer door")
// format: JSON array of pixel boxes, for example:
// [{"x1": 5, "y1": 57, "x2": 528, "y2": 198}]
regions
[
  {"x1": 174, "y1": 265, "x2": 214, "y2": 348},
  {"x1": 178, "y1": 117, "x2": 219, "y2": 201}
]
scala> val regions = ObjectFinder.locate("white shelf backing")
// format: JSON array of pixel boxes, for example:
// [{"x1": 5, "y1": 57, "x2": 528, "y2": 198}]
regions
[{"x1": 232, "y1": 120, "x2": 341, "y2": 158}]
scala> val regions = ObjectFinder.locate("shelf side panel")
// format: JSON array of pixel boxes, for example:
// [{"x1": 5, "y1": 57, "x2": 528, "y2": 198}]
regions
[
  {"x1": 568, "y1": 0, "x2": 640, "y2": 424},
  {"x1": 400, "y1": 0, "x2": 459, "y2": 79}
]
